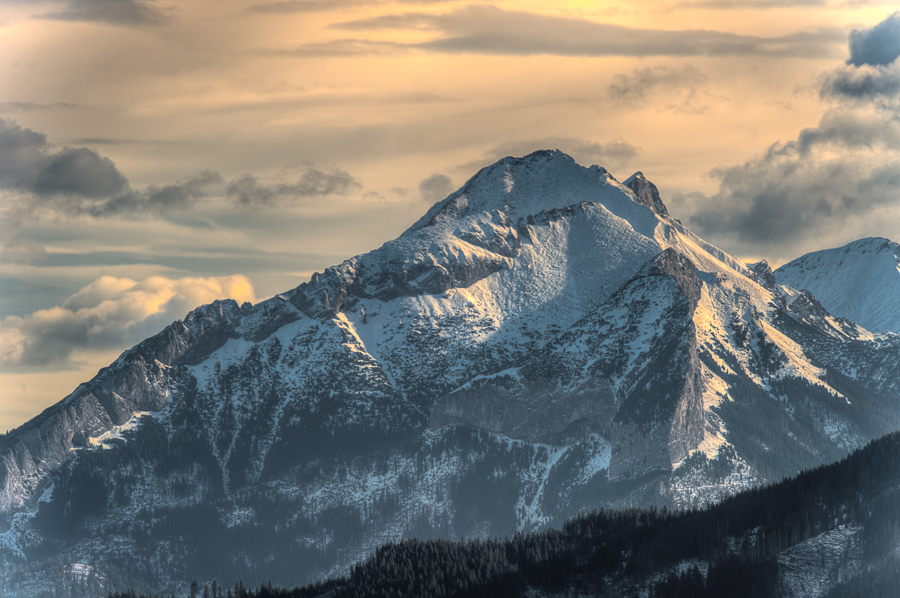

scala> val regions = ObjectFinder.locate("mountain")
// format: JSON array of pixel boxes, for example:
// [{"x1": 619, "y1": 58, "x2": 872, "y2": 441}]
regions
[
  {"x1": 2, "y1": 150, "x2": 900, "y2": 597},
  {"x1": 775, "y1": 237, "x2": 900, "y2": 334},
  {"x1": 131, "y1": 429, "x2": 900, "y2": 598}
]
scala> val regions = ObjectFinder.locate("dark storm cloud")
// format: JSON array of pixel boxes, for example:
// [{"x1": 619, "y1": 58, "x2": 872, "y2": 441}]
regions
[
  {"x1": 848, "y1": 10, "x2": 900, "y2": 66},
  {"x1": 225, "y1": 168, "x2": 362, "y2": 208},
  {"x1": 325, "y1": 6, "x2": 844, "y2": 58},
  {"x1": 419, "y1": 173, "x2": 453, "y2": 203},
  {"x1": 40, "y1": 0, "x2": 168, "y2": 26}
]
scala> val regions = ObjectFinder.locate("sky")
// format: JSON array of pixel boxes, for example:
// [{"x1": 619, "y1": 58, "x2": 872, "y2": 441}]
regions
[{"x1": 0, "y1": 0, "x2": 899, "y2": 432}]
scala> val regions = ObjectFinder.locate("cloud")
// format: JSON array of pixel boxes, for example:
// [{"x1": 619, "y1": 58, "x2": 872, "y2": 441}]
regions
[
  {"x1": 821, "y1": 62, "x2": 900, "y2": 100},
  {"x1": 0, "y1": 274, "x2": 256, "y2": 369},
  {"x1": 255, "y1": 39, "x2": 409, "y2": 57},
  {"x1": 36, "y1": 147, "x2": 130, "y2": 199},
  {"x1": 87, "y1": 170, "x2": 224, "y2": 217},
  {"x1": 245, "y1": 0, "x2": 456, "y2": 12},
  {"x1": 793, "y1": 108, "x2": 900, "y2": 149},
  {"x1": 225, "y1": 168, "x2": 362, "y2": 208},
  {"x1": 676, "y1": 106, "x2": 900, "y2": 260},
  {"x1": 608, "y1": 65, "x2": 709, "y2": 112},
  {"x1": 0, "y1": 119, "x2": 220, "y2": 222},
  {"x1": 419, "y1": 173, "x2": 453, "y2": 203},
  {"x1": 323, "y1": 5, "x2": 844, "y2": 58},
  {"x1": 68, "y1": 137, "x2": 182, "y2": 146},
  {"x1": 1, "y1": 118, "x2": 363, "y2": 219},
  {"x1": 40, "y1": 0, "x2": 168, "y2": 26},
  {"x1": 848, "y1": 10, "x2": 900, "y2": 67},
  {"x1": 0, "y1": 119, "x2": 366, "y2": 262},
  {"x1": 670, "y1": 11, "x2": 900, "y2": 262},
  {"x1": 820, "y1": 12, "x2": 900, "y2": 101},
  {"x1": 246, "y1": 0, "x2": 371, "y2": 14},
  {"x1": 0, "y1": 119, "x2": 129, "y2": 200},
  {"x1": 464, "y1": 137, "x2": 640, "y2": 172}
]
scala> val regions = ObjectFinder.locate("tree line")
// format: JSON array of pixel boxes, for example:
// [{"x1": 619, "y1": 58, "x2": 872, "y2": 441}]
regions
[{"x1": 107, "y1": 430, "x2": 900, "y2": 598}]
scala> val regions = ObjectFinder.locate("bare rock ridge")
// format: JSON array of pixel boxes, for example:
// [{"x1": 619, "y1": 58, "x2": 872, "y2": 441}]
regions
[{"x1": 0, "y1": 301, "x2": 248, "y2": 516}]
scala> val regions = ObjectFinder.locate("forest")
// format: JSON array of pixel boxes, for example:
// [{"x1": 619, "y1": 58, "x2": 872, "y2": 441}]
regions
[{"x1": 105, "y1": 430, "x2": 900, "y2": 598}]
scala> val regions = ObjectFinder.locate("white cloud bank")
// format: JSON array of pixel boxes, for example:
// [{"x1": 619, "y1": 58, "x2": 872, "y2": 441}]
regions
[{"x1": 0, "y1": 274, "x2": 256, "y2": 369}]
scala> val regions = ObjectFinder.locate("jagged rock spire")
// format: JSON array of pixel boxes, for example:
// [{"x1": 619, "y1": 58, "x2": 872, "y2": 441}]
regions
[{"x1": 624, "y1": 171, "x2": 669, "y2": 216}]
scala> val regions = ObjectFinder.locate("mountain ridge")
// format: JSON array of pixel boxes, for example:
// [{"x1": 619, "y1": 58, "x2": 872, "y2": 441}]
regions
[
  {"x1": 776, "y1": 236, "x2": 900, "y2": 334},
  {"x1": 2, "y1": 150, "x2": 900, "y2": 596}
]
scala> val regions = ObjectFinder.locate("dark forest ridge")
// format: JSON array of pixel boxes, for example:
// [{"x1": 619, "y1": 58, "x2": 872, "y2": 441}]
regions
[{"x1": 112, "y1": 430, "x2": 900, "y2": 597}]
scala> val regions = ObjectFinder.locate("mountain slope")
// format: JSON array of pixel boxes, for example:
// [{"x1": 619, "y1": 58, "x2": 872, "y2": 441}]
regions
[
  {"x1": 775, "y1": 237, "x2": 900, "y2": 334},
  {"x1": 1, "y1": 150, "x2": 900, "y2": 596},
  {"x1": 274, "y1": 430, "x2": 900, "y2": 598}
]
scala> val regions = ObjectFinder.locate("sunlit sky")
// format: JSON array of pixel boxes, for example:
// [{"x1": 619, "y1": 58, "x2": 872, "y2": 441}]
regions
[{"x1": 1, "y1": 0, "x2": 899, "y2": 431}]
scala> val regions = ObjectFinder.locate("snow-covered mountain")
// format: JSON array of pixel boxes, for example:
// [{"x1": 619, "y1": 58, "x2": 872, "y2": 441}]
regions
[
  {"x1": 2, "y1": 150, "x2": 900, "y2": 597},
  {"x1": 775, "y1": 237, "x2": 900, "y2": 334}
]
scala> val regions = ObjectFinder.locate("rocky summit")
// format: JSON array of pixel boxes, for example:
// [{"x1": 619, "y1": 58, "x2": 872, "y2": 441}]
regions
[{"x1": 2, "y1": 150, "x2": 900, "y2": 597}]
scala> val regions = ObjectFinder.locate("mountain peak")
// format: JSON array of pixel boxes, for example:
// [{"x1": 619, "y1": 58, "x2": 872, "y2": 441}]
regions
[
  {"x1": 405, "y1": 150, "x2": 666, "y2": 234},
  {"x1": 775, "y1": 236, "x2": 900, "y2": 333},
  {"x1": 841, "y1": 236, "x2": 898, "y2": 254}
]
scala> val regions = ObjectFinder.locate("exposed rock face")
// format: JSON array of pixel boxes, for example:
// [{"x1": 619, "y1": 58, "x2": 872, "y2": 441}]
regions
[
  {"x1": 0, "y1": 346, "x2": 178, "y2": 516},
  {"x1": 625, "y1": 171, "x2": 669, "y2": 217},
  {"x1": 288, "y1": 214, "x2": 521, "y2": 317},
  {"x1": 748, "y1": 260, "x2": 777, "y2": 291},
  {"x1": 2, "y1": 150, "x2": 900, "y2": 596}
]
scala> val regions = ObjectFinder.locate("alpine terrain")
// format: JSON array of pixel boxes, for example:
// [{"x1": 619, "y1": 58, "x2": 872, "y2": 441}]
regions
[
  {"x1": 775, "y1": 237, "x2": 900, "y2": 334},
  {"x1": 2, "y1": 150, "x2": 900, "y2": 596}
]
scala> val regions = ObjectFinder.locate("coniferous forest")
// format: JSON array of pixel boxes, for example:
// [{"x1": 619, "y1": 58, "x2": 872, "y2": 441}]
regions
[{"x1": 107, "y1": 430, "x2": 900, "y2": 598}]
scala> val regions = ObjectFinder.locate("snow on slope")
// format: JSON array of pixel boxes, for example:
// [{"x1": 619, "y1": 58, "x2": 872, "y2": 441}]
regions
[{"x1": 776, "y1": 237, "x2": 900, "y2": 333}]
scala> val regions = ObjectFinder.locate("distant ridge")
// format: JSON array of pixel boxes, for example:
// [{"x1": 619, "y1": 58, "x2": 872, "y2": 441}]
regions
[{"x1": 776, "y1": 237, "x2": 900, "y2": 334}]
